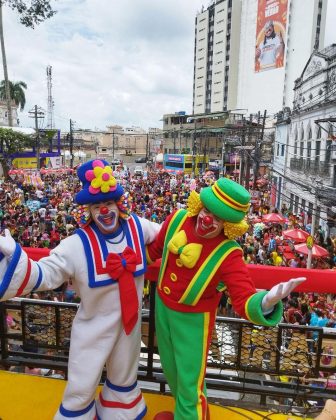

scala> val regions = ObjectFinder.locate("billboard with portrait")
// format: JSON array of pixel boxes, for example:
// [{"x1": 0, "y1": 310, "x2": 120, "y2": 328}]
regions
[{"x1": 255, "y1": 0, "x2": 288, "y2": 72}]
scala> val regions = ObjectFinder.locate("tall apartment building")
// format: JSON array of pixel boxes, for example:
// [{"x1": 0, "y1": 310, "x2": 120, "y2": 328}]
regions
[
  {"x1": 193, "y1": 0, "x2": 242, "y2": 114},
  {"x1": 237, "y1": 0, "x2": 327, "y2": 115},
  {"x1": 193, "y1": 0, "x2": 328, "y2": 116}
]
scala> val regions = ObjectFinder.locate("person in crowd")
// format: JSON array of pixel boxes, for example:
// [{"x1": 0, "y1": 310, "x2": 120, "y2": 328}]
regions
[
  {"x1": 0, "y1": 159, "x2": 160, "y2": 420},
  {"x1": 146, "y1": 178, "x2": 305, "y2": 420}
]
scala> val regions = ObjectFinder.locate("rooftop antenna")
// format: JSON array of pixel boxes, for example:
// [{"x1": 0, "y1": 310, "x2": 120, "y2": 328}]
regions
[{"x1": 46, "y1": 65, "x2": 54, "y2": 128}]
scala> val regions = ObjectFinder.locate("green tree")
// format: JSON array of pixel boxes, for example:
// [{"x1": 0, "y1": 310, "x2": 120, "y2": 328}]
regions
[
  {"x1": 0, "y1": 0, "x2": 56, "y2": 126},
  {"x1": 0, "y1": 80, "x2": 27, "y2": 110},
  {"x1": 0, "y1": 126, "x2": 34, "y2": 177}
]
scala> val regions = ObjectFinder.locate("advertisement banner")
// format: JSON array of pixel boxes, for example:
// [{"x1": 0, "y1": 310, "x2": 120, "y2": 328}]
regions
[{"x1": 255, "y1": 0, "x2": 288, "y2": 72}]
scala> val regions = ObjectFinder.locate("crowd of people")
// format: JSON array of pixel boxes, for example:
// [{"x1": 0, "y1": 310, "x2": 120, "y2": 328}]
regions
[
  {"x1": 2, "y1": 166, "x2": 335, "y2": 331},
  {"x1": 1, "y1": 165, "x2": 335, "y2": 417}
]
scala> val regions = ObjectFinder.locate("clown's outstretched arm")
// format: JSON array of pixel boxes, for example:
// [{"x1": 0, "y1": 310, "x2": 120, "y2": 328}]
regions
[
  {"x1": 261, "y1": 277, "x2": 306, "y2": 313},
  {"x1": 0, "y1": 229, "x2": 76, "y2": 301}
]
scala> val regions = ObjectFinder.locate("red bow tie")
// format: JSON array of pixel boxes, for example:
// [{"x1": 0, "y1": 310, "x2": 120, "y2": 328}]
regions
[{"x1": 106, "y1": 246, "x2": 138, "y2": 335}]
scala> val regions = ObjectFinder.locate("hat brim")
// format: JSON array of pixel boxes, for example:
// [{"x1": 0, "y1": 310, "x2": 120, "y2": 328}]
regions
[
  {"x1": 75, "y1": 184, "x2": 124, "y2": 205},
  {"x1": 200, "y1": 187, "x2": 246, "y2": 223}
]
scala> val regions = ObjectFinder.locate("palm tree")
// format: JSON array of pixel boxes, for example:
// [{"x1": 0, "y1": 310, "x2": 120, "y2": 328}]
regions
[{"x1": 0, "y1": 80, "x2": 27, "y2": 111}]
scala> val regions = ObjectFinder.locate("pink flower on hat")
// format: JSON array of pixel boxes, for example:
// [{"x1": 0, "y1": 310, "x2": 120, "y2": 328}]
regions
[{"x1": 85, "y1": 160, "x2": 117, "y2": 194}]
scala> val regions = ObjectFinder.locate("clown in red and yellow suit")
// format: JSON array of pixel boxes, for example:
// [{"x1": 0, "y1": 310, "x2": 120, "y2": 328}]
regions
[
  {"x1": 0, "y1": 159, "x2": 160, "y2": 420},
  {"x1": 146, "y1": 178, "x2": 305, "y2": 420}
]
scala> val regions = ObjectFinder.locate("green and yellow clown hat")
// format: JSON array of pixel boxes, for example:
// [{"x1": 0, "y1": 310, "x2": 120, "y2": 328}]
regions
[{"x1": 200, "y1": 177, "x2": 250, "y2": 223}]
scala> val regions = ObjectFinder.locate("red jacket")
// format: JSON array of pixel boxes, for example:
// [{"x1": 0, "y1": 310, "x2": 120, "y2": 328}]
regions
[{"x1": 147, "y1": 211, "x2": 258, "y2": 317}]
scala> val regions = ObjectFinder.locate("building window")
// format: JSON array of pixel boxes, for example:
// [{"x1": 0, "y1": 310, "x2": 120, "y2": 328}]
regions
[
  {"x1": 294, "y1": 195, "x2": 299, "y2": 214},
  {"x1": 289, "y1": 193, "x2": 294, "y2": 211},
  {"x1": 281, "y1": 144, "x2": 285, "y2": 156},
  {"x1": 326, "y1": 140, "x2": 332, "y2": 163},
  {"x1": 315, "y1": 141, "x2": 321, "y2": 162},
  {"x1": 300, "y1": 142, "x2": 304, "y2": 158},
  {"x1": 307, "y1": 141, "x2": 311, "y2": 158},
  {"x1": 301, "y1": 199, "x2": 306, "y2": 213},
  {"x1": 317, "y1": 126, "x2": 322, "y2": 138}
]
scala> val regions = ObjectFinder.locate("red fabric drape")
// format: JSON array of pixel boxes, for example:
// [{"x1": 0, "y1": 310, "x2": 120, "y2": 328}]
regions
[{"x1": 24, "y1": 248, "x2": 336, "y2": 293}]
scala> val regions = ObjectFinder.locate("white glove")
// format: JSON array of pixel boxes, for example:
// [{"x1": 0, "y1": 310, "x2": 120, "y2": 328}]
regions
[
  {"x1": 0, "y1": 229, "x2": 16, "y2": 258},
  {"x1": 261, "y1": 277, "x2": 306, "y2": 313}
]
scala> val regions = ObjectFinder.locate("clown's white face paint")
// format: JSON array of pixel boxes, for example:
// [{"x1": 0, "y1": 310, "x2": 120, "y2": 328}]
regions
[
  {"x1": 90, "y1": 201, "x2": 120, "y2": 234},
  {"x1": 195, "y1": 207, "x2": 224, "y2": 239}
]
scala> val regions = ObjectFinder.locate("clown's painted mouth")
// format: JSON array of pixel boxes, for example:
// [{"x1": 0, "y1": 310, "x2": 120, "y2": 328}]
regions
[{"x1": 97, "y1": 212, "x2": 116, "y2": 227}]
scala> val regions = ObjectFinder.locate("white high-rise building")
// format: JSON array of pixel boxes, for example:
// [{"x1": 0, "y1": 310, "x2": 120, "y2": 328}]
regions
[
  {"x1": 193, "y1": 0, "x2": 242, "y2": 114},
  {"x1": 193, "y1": 0, "x2": 328, "y2": 116},
  {"x1": 237, "y1": 0, "x2": 327, "y2": 115}
]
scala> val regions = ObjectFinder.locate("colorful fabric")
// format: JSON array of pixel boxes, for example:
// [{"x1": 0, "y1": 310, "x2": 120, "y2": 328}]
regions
[
  {"x1": 155, "y1": 293, "x2": 215, "y2": 420},
  {"x1": 76, "y1": 159, "x2": 124, "y2": 204},
  {"x1": 167, "y1": 230, "x2": 203, "y2": 269},
  {"x1": 200, "y1": 177, "x2": 250, "y2": 223},
  {"x1": 105, "y1": 247, "x2": 138, "y2": 335},
  {"x1": 76, "y1": 214, "x2": 146, "y2": 288}
]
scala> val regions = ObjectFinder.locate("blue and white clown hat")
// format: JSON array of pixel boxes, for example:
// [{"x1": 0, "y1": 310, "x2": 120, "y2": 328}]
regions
[{"x1": 75, "y1": 159, "x2": 124, "y2": 205}]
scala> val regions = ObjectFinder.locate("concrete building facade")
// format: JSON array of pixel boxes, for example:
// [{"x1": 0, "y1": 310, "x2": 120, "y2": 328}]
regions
[
  {"x1": 193, "y1": 0, "x2": 242, "y2": 114},
  {"x1": 237, "y1": 0, "x2": 327, "y2": 116},
  {"x1": 193, "y1": 0, "x2": 328, "y2": 116},
  {"x1": 273, "y1": 44, "x2": 336, "y2": 236}
]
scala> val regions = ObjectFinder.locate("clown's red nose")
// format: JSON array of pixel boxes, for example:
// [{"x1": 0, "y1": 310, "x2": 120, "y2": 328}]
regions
[
  {"x1": 100, "y1": 206, "x2": 109, "y2": 215},
  {"x1": 203, "y1": 215, "x2": 213, "y2": 226}
]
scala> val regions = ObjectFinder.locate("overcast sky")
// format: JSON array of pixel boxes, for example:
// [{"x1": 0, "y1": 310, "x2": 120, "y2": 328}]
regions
[{"x1": 3, "y1": 0, "x2": 336, "y2": 132}]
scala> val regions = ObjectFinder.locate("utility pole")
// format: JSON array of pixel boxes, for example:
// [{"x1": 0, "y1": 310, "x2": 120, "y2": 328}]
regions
[
  {"x1": 192, "y1": 119, "x2": 197, "y2": 177},
  {"x1": 244, "y1": 114, "x2": 253, "y2": 190},
  {"x1": 0, "y1": 3, "x2": 13, "y2": 127},
  {"x1": 46, "y1": 65, "x2": 54, "y2": 128},
  {"x1": 112, "y1": 129, "x2": 115, "y2": 159},
  {"x1": 173, "y1": 129, "x2": 176, "y2": 154},
  {"x1": 146, "y1": 132, "x2": 149, "y2": 159},
  {"x1": 307, "y1": 191, "x2": 317, "y2": 269},
  {"x1": 70, "y1": 119, "x2": 75, "y2": 168},
  {"x1": 29, "y1": 106, "x2": 45, "y2": 169},
  {"x1": 307, "y1": 179, "x2": 321, "y2": 269},
  {"x1": 221, "y1": 134, "x2": 226, "y2": 177},
  {"x1": 253, "y1": 110, "x2": 266, "y2": 189},
  {"x1": 239, "y1": 117, "x2": 246, "y2": 185}
]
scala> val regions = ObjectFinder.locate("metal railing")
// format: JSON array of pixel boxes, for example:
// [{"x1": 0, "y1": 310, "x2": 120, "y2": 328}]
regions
[{"x1": 1, "y1": 287, "x2": 335, "y2": 409}]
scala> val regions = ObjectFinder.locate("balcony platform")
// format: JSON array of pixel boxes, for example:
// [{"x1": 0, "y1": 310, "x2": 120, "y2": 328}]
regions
[{"x1": 0, "y1": 370, "x2": 312, "y2": 420}]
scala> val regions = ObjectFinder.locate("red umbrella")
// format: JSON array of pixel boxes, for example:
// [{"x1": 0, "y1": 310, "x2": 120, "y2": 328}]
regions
[
  {"x1": 294, "y1": 243, "x2": 329, "y2": 258},
  {"x1": 283, "y1": 228, "x2": 309, "y2": 243},
  {"x1": 251, "y1": 217, "x2": 263, "y2": 224},
  {"x1": 262, "y1": 213, "x2": 286, "y2": 223}
]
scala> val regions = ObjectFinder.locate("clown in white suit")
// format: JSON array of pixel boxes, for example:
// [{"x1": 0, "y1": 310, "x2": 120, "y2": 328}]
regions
[{"x1": 0, "y1": 159, "x2": 161, "y2": 420}]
